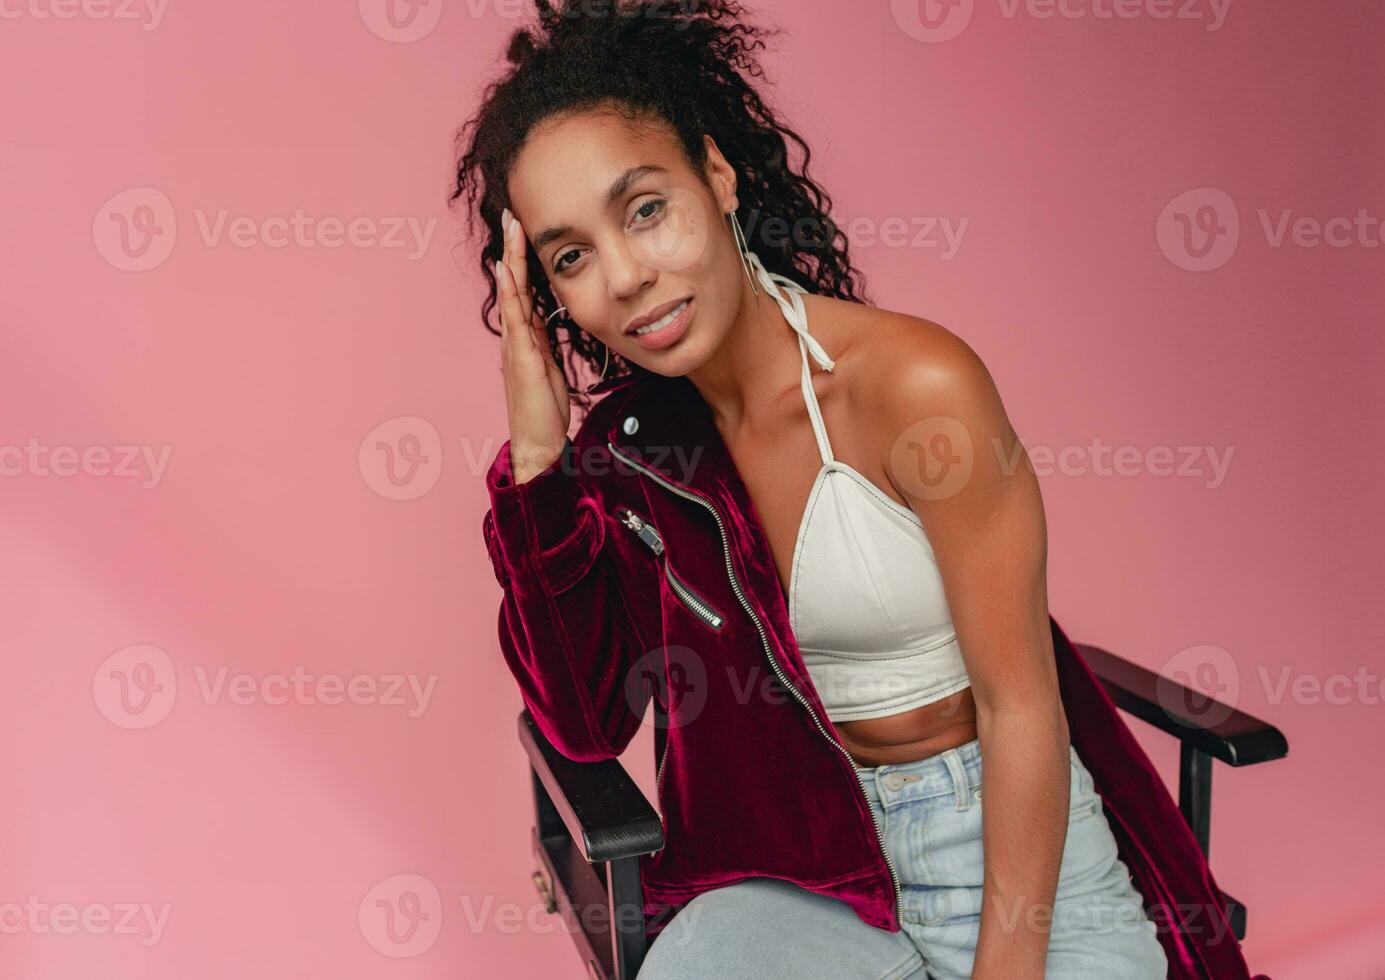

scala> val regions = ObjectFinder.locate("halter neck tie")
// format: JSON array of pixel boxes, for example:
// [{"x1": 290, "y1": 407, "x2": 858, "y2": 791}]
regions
[{"x1": 744, "y1": 250, "x2": 836, "y2": 372}]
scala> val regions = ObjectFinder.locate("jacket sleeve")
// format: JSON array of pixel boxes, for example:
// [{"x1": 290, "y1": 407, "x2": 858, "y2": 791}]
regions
[{"x1": 481, "y1": 436, "x2": 656, "y2": 762}]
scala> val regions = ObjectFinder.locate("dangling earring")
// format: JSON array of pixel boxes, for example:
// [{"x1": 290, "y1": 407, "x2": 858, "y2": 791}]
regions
[
  {"x1": 546, "y1": 305, "x2": 611, "y2": 395},
  {"x1": 727, "y1": 209, "x2": 761, "y2": 296}
]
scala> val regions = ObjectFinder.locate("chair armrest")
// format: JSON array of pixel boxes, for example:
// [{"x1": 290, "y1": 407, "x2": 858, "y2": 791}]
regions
[
  {"x1": 518, "y1": 710, "x2": 665, "y2": 864},
  {"x1": 1075, "y1": 644, "x2": 1288, "y2": 767}
]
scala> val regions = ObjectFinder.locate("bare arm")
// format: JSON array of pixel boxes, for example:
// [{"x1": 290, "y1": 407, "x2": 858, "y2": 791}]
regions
[{"x1": 878, "y1": 319, "x2": 1070, "y2": 980}]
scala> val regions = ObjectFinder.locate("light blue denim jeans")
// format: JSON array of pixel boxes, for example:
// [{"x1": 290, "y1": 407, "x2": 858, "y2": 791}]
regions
[{"x1": 638, "y1": 738, "x2": 1168, "y2": 979}]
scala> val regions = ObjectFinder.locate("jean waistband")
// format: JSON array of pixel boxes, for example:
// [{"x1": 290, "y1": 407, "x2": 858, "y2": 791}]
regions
[{"x1": 858, "y1": 736, "x2": 983, "y2": 810}]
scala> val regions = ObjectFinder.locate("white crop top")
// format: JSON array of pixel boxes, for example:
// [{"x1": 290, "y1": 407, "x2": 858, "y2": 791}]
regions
[{"x1": 745, "y1": 251, "x2": 973, "y2": 723}]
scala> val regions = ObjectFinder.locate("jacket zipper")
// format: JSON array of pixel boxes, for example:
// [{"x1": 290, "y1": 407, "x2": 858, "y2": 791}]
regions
[
  {"x1": 613, "y1": 503, "x2": 724, "y2": 796},
  {"x1": 608, "y1": 442, "x2": 904, "y2": 928},
  {"x1": 614, "y1": 505, "x2": 726, "y2": 631}
]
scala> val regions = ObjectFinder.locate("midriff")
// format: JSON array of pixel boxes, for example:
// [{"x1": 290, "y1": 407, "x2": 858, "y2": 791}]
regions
[{"x1": 835, "y1": 685, "x2": 978, "y2": 767}]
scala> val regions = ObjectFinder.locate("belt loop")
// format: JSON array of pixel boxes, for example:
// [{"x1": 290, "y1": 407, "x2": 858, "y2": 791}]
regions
[{"x1": 942, "y1": 748, "x2": 971, "y2": 811}]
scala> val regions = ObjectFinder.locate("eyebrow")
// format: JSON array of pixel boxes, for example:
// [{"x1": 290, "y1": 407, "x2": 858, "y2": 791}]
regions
[{"x1": 530, "y1": 164, "x2": 669, "y2": 252}]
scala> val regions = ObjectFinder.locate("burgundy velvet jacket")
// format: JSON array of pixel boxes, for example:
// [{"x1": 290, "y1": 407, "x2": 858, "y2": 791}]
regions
[{"x1": 482, "y1": 369, "x2": 1264, "y2": 980}]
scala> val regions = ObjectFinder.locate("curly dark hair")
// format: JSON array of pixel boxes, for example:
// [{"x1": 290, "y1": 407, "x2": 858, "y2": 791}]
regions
[{"x1": 450, "y1": 0, "x2": 871, "y2": 412}]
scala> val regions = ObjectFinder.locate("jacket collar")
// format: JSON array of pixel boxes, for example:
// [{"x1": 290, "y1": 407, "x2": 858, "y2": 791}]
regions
[{"x1": 601, "y1": 372, "x2": 737, "y2": 501}]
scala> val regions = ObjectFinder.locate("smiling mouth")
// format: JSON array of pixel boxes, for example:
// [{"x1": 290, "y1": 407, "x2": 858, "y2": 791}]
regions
[{"x1": 630, "y1": 299, "x2": 691, "y2": 336}]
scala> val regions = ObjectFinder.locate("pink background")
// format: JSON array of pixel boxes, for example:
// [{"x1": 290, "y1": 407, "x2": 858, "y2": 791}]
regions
[{"x1": 2, "y1": 1, "x2": 1380, "y2": 976}]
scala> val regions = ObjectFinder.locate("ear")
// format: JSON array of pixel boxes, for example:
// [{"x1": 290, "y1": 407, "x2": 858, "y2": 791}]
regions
[{"x1": 702, "y1": 134, "x2": 739, "y2": 213}]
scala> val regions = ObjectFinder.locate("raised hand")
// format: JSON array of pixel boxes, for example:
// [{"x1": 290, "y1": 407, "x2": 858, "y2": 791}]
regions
[{"x1": 496, "y1": 206, "x2": 573, "y2": 483}]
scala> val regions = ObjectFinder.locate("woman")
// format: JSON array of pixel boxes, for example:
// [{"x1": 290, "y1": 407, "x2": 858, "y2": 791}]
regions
[{"x1": 456, "y1": 3, "x2": 1176, "y2": 978}]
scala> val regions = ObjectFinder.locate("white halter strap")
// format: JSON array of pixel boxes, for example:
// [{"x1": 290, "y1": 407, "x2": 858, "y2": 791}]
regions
[{"x1": 745, "y1": 250, "x2": 837, "y2": 464}]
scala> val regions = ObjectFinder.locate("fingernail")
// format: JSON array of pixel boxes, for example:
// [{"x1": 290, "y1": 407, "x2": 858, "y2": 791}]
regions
[{"x1": 501, "y1": 207, "x2": 512, "y2": 233}]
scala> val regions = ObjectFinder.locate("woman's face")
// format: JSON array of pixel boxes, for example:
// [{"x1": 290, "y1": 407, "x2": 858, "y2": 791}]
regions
[{"x1": 507, "y1": 112, "x2": 744, "y2": 378}]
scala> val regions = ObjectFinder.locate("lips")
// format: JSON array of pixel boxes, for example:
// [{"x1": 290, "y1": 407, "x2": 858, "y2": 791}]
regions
[
  {"x1": 625, "y1": 296, "x2": 694, "y2": 335},
  {"x1": 627, "y1": 297, "x2": 694, "y2": 351}
]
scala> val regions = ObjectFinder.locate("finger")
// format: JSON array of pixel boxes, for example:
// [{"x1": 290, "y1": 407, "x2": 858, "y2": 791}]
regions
[
  {"x1": 503, "y1": 211, "x2": 534, "y2": 326},
  {"x1": 496, "y1": 259, "x2": 516, "y2": 383},
  {"x1": 497, "y1": 211, "x2": 524, "y2": 350},
  {"x1": 532, "y1": 306, "x2": 568, "y2": 400},
  {"x1": 528, "y1": 299, "x2": 562, "y2": 366},
  {"x1": 496, "y1": 257, "x2": 538, "y2": 359}
]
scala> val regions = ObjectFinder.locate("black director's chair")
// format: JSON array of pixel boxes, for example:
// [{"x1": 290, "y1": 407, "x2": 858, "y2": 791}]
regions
[{"x1": 518, "y1": 641, "x2": 1288, "y2": 979}]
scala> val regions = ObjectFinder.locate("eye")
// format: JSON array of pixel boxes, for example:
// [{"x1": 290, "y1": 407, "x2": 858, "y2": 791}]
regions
[
  {"x1": 629, "y1": 197, "x2": 667, "y2": 226},
  {"x1": 553, "y1": 246, "x2": 584, "y2": 274}
]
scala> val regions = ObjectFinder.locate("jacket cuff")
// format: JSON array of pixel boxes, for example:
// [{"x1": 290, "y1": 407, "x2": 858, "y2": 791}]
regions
[{"x1": 484, "y1": 438, "x2": 604, "y2": 591}]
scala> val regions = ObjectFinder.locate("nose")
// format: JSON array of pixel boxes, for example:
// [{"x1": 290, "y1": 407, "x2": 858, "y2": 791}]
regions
[{"x1": 601, "y1": 234, "x2": 656, "y2": 302}]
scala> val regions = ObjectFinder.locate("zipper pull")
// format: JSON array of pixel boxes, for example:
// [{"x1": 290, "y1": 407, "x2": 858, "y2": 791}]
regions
[{"x1": 615, "y1": 506, "x2": 665, "y2": 555}]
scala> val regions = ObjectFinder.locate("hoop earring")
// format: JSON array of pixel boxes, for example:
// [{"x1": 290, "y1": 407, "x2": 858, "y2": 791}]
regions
[
  {"x1": 546, "y1": 305, "x2": 611, "y2": 395},
  {"x1": 727, "y1": 209, "x2": 761, "y2": 296}
]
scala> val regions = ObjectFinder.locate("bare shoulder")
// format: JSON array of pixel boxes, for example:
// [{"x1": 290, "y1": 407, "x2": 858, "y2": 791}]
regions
[{"x1": 804, "y1": 293, "x2": 1007, "y2": 434}]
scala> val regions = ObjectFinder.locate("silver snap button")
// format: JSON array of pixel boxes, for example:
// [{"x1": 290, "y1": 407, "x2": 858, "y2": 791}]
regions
[
  {"x1": 973, "y1": 787, "x2": 982, "y2": 799},
  {"x1": 622, "y1": 415, "x2": 639, "y2": 435},
  {"x1": 883, "y1": 772, "x2": 905, "y2": 791}
]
